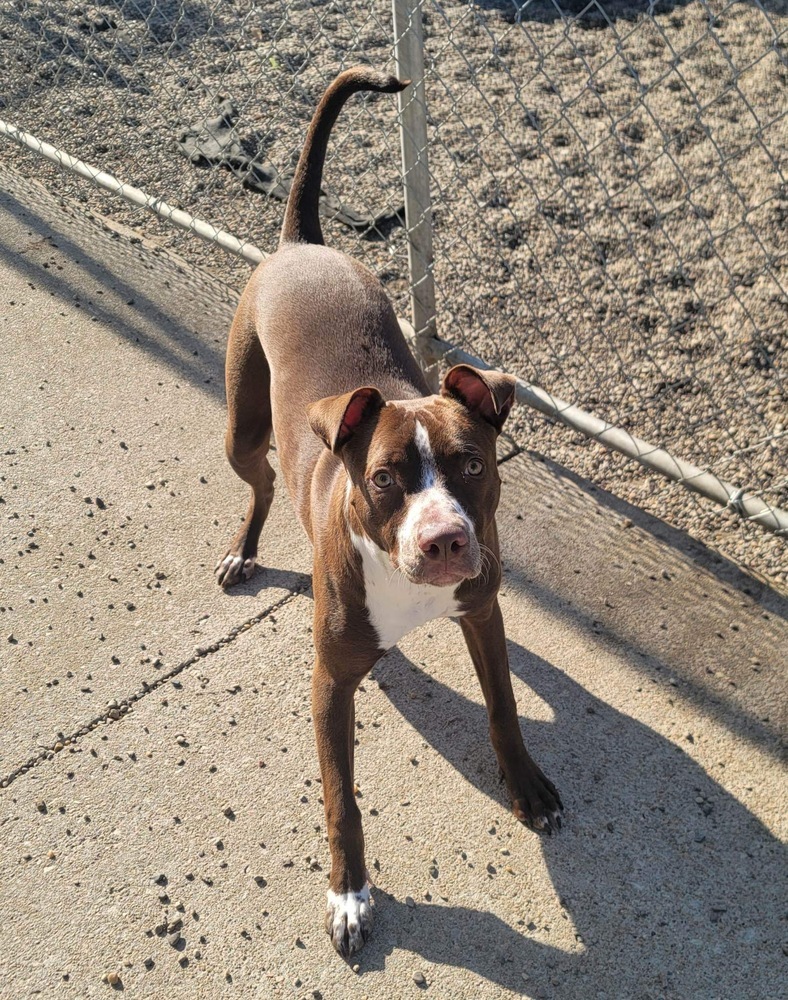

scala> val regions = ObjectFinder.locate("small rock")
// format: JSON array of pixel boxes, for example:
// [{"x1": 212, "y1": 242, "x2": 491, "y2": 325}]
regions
[
  {"x1": 405, "y1": 896, "x2": 416, "y2": 908},
  {"x1": 105, "y1": 971, "x2": 120, "y2": 986},
  {"x1": 413, "y1": 971, "x2": 426, "y2": 985},
  {"x1": 35, "y1": 800, "x2": 47, "y2": 814}
]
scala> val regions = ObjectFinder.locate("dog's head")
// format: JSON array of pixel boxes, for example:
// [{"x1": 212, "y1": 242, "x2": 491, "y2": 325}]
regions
[{"x1": 308, "y1": 365, "x2": 516, "y2": 587}]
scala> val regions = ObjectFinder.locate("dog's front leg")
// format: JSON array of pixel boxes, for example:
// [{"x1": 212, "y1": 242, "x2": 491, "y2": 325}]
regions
[
  {"x1": 460, "y1": 598, "x2": 563, "y2": 834},
  {"x1": 312, "y1": 653, "x2": 373, "y2": 956}
]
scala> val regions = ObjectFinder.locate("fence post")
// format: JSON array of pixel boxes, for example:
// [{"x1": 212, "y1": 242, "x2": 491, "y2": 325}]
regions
[{"x1": 392, "y1": 0, "x2": 438, "y2": 387}]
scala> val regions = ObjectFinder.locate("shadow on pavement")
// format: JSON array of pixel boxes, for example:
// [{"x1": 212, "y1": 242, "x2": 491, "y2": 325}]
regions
[
  {"x1": 218, "y1": 566, "x2": 312, "y2": 600},
  {"x1": 0, "y1": 184, "x2": 236, "y2": 404},
  {"x1": 527, "y1": 450, "x2": 787, "y2": 623},
  {"x1": 370, "y1": 641, "x2": 784, "y2": 997},
  {"x1": 502, "y1": 553, "x2": 784, "y2": 764}
]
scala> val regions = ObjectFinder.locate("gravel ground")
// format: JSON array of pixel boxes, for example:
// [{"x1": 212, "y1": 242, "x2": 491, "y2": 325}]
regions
[{"x1": 1, "y1": 0, "x2": 785, "y2": 588}]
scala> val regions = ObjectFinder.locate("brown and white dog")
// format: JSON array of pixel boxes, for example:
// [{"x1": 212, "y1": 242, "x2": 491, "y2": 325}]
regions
[{"x1": 216, "y1": 67, "x2": 563, "y2": 957}]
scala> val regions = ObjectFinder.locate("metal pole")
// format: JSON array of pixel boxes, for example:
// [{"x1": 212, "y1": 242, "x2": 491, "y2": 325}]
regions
[
  {"x1": 434, "y1": 339, "x2": 788, "y2": 536},
  {"x1": 392, "y1": 0, "x2": 438, "y2": 385},
  {"x1": 0, "y1": 119, "x2": 266, "y2": 265}
]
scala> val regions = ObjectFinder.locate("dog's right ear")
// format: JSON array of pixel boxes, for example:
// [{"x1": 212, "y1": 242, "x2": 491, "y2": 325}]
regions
[{"x1": 307, "y1": 386, "x2": 385, "y2": 453}]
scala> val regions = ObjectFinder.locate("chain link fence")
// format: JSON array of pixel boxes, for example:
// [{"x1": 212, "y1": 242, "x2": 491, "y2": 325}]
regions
[{"x1": 1, "y1": 0, "x2": 786, "y2": 587}]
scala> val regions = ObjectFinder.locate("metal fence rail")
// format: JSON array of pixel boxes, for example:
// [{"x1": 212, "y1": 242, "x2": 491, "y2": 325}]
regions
[{"x1": 1, "y1": 0, "x2": 785, "y2": 583}]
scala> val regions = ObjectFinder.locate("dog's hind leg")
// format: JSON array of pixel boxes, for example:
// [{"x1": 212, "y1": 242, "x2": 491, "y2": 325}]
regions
[{"x1": 216, "y1": 292, "x2": 276, "y2": 588}]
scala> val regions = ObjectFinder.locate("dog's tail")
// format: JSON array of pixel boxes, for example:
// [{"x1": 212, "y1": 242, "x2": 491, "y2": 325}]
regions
[{"x1": 280, "y1": 66, "x2": 408, "y2": 247}]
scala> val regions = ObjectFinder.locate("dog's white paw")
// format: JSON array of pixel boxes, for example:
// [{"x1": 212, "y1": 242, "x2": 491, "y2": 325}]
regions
[
  {"x1": 325, "y1": 883, "x2": 373, "y2": 957},
  {"x1": 215, "y1": 552, "x2": 256, "y2": 588}
]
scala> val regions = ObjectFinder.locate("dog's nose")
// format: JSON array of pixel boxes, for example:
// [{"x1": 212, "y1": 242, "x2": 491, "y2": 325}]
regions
[{"x1": 418, "y1": 525, "x2": 469, "y2": 562}]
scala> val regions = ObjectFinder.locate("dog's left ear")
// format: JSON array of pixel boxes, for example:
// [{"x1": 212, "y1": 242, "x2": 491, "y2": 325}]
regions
[
  {"x1": 307, "y1": 385, "x2": 385, "y2": 453},
  {"x1": 440, "y1": 364, "x2": 517, "y2": 432}
]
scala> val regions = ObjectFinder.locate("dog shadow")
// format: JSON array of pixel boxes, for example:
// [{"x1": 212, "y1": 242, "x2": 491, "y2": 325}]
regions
[
  {"x1": 217, "y1": 566, "x2": 312, "y2": 600},
  {"x1": 360, "y1": 639, "x2": 784, "y2": 996}
]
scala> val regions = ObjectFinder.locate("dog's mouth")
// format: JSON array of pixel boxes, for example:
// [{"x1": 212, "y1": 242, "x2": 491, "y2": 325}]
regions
[
  {"x1": 397, "y1": 558, "x2": 480, "y2": 589},
  {"x1": 420, "y1": 569, "x2": 474, "y2": 588}
]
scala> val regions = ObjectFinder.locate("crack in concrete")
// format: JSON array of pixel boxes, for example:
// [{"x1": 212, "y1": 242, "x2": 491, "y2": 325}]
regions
[
  {"x1": 2, "y1": 452, "x2": 522, "y2": 790},
  {"x1": 0, "y1": 582, "x2": 310, "y2": 789}
]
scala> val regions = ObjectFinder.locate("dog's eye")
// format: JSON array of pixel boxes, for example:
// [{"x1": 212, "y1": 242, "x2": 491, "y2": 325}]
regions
[
  {"x1": 372, "y1": 470, "x2": 393, "y2": 489},
  {"x1": 466, "y1": 458, "x2": 484, "y2": 477}
]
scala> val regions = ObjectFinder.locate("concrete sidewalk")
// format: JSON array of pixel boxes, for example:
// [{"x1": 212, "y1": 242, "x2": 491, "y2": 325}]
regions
[{"x1": 1, "y1": 166, "x2": 785, "y2": 1000}]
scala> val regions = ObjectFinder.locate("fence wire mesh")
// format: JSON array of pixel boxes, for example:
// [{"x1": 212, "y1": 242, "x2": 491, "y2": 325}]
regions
[{"x1": 1, "y1": 0, "x2": 786, "y2": 587}]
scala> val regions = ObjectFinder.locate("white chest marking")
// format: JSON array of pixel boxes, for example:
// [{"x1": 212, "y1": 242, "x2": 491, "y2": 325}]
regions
[{"x1": 350, "y1": 530, "x2": 462, "y2": 650}]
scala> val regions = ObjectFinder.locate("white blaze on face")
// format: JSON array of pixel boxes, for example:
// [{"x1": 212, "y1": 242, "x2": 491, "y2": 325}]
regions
[
  {"x1": 397, "y1": 420, "x2": 477, "y2": 574},
  {"x1": 414, "y1": 420, "x2": 438, "y2": 488}
]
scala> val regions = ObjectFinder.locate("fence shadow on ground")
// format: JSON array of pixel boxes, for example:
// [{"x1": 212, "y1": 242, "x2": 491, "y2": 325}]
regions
[
  {"x1": 369, "y1": 640, "x2": 783, "y2": 996},
  {"x1": 490, "y1": 445, "x2": 787, "y2": 771},
  {"x1": 0, "y1": 182, "x2": 236, "y2": 406},
  {"x1": 520, "y1": 449, "x2": 788, "y2": 622}
]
